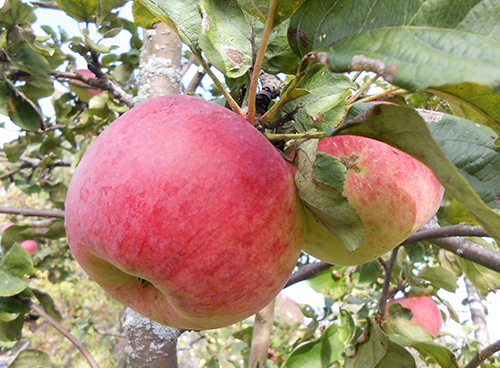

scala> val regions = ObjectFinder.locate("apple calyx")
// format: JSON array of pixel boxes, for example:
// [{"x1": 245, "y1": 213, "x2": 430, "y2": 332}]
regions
[{"x1": 292, "y1": 138, "x2": 364, "y2": 252}]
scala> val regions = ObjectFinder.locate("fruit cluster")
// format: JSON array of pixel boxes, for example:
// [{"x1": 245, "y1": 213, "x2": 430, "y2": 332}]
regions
[{"x1": 65, "y1": 95, "x2": 444, "y2": 330}]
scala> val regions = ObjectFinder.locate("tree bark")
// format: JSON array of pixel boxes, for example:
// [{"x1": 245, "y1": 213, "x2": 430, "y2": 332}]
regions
[
  {"x1": 135, "y1": 22, "x2": 183, "y2": 105},
  {"x1": 248, "y1": 299, "x2": 276, "y2": 368},
  {"x1": 464, "y1": 277, "x2": 490, "y2": 347},
  {"x1": 125, "y1": 309, "x2": 181, "y2": 367}
]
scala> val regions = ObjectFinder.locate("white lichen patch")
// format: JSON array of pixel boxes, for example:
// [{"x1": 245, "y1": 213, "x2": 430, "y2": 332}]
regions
[
  {"x1": 416, "y1": 108, "x2": 445, "y2": 124},
  {"x1": 221, "y1": 46, "x2": 245, "y2": 70},
  {"x1": 201, "y1": 9, "x2": 209, "y2": 30}
]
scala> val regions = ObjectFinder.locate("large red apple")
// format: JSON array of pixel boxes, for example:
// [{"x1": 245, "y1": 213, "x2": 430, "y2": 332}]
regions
[
  {"x1": 65, "y1": 95, "x2": 305, "y2": 330},
  {"x1": 1, "y1": 222, "x2": 38, "y2": 253},
  {"x1": 302, "y1": 135, "x2": 444, "y2": 265},
  {"x1": 69, "y1": 69, "x2": 102, "y2": 103},
  {"x1": 386, "y1": 295, "x2": 443, "y2": 337}
]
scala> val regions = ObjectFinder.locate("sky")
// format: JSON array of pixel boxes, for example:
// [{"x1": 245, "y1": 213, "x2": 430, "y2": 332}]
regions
[{"x1": 1, "y1": 0, "x2": 499, "y2": 347}]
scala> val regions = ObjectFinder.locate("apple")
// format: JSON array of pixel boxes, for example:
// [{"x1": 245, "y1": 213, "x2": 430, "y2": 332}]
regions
[
  {"x1": 301, "y1": 135, "x2": 444, "y2": 266},
  {"x1": 65, "y1": 95, "x2": 305, "y2": 330},
  {"x1": 386, "y1": 295, "x2": 443, "y2": 337},
  {"x1": 1, "y1": 222, "x2": 14, "y2": 233},
  {"x1": 69, "y1": 69, "x2": 102, "y2": 103},
  {"x1": 1, "y1": 222, "x2": 39, "y2": 253},
  {"x1": 20, "y1": 239, "x2": 39, "y2": 253}
]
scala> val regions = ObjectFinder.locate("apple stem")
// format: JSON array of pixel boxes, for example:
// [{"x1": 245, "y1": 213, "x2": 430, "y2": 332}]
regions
[
  {"x1": 346, "y1": 74, "x2": 381, "y2": 105},
  {"x1": 247, "y1": 0, "x2": 280, "y2": 126},
  {"x1": 378, "y1": 247, "x2": 400, "y2": 316},
  {"x1": 191, "y1": 51, "x2": 247, "y2": 120},
  {"x1": 264, "y1": 131, "x2": 327, "y2": 141}
]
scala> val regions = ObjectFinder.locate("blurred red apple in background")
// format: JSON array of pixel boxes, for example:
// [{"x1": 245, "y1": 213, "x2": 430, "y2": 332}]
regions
[
  {"x1": 69, "y1": 69, "x2": 102, "y2": 103},
  {"x1": 1, "y1": 222, "x2": 38, "y2": 253},
  {"x1": 301, "y1": 135, "x2": 444, "y2": 266},
  {"x1": 386, "y1": 295, "x2": 443, "y2": 337},
  {"x1": 65, "y1": 95, "x2": 305, "y2": 330}
]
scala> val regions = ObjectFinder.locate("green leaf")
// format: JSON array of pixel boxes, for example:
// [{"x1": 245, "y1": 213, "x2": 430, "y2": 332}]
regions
[
  {"x1": 1, "y1": 220, "x2": 66, "y2": 252},
  {"x1": 407, "y1": 342, "x2": 458, "y2": 368},
  {"x1": 289, "y1": 0, "x2": 500, "y2": 92},
  {"x1": 137, "y1": 0, "x2": 202, "y2": 50},
  {"x1": 374, "y1": 340, "x2": 417, "y2": 368},
  {"x1": 0, "y1": 0, "x2": 35, "y2": 28},
  {"x1": 206, "y1": 356, "x2": 221, "y2": 368},
  {"x1": 132, "y1": 1, "x2": 159, "y2": 28},
  {"x1": 357, "y1": 261, "x2": 383, "y2": 286},
  {"x1": 338, "y1": 104, "x2": 500, "y2": 248},
  {"x1": 283, "y1": 66, "x2": 354, "y2": 131},
  {"x1": 199, "y1": 0, "x2": 255, "y2": 78},
  {"x1": 313, "y1": 152, "x2": 347, "y2": 192},
  {"x1": 31, "y1": 289, "x2": 62, "y2": 322},
  {"x1": 338, "y1": 309, "x2": 356, "y2": 344},
  {"x1": 0, "y1": 313, "x2": 24, "y2": 342},
  {"x1": 427, "y1": 83, "x2": 500, "y2": 141},
  {"x1": 426, "y1": 115, "x2": 500, "y2": 209},
  {"x1": 9, "y1": 349, "x2": 53, "y2": 367},
  {"x1": 55, "y1": 0, "x2": 98, "y2": 22},
  {"x1": 262, "y1": 21, "x2": 300, "y2": 75},
  {"x1": 21, "y1": 74, "x2": 55, "y2": 100},
  {"x1": 284, "y1": 323, "x2": 343, "y2": 368},
  {"x1": 0, "y1": 297, "x2": 30, "y2": 322},
  {"x1": 418, "y1": 266, "x2": 458, "y2": 292},
  {"x1": 0, "y1": 243, "x2": 35, "y2": 278},
  {"x1": 6, "y1": 42, "x2": 51, "y2": 76},
  {"x1": 293, "y1": 139, "x2": 364, "y2": 252},
  {"x1": 0, "y1": 269, "x2": 28, "y2": 297},
  {"x1": 0, "y1": 83, "x2": 42, "y2": 131},
  {"x1": 2, "y1": 136, "x2": 27, "y2": 162},
  {"x1": 344, "y1": 318, "x2": 389, "y2": 368},
  {"x1": 385, "y1": 317, "x2": 435, "y2": 343},
  {"x1": 237, "y1": 0, "x2": 306, "y2": 26},
  {"x1": 456, "y1": 254, "x2": 500, "y2": 293}
]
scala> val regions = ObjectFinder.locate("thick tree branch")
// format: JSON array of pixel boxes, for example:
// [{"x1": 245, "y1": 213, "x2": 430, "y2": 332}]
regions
[
  {"x1": 464, "y1": 277, "x2": 490, "y2": 347},
  {"x1": 402, "y1": 224, "x2": 489, "y2": 244},
  {"x1": 14, "y1": 295, "x2": 100, "y2": 368},
  {"x1": 428, "y1": 237, "x2": 500, "y2": 273},
  {"x1": 284, "y1": 262, "x2": 332, "y2": 288},
  {"x1": 248, "y1": 299, "x2": 276, "y2": 368},
  {"x1": 0, "y1": 207, "x2": 65, "y2": 219},
  {"x1": 464, "y1": 339, "x2": 500, "y2": 368}
]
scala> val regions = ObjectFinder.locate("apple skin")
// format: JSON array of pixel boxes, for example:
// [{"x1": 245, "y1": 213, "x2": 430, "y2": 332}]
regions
[
  {"x1": 1, "y1": 222, "x2": 15, "y2": 233},
  {"x1": 1, "y1": 222, "x2": 38, "y2": 253},
  {"x1": 302, "y1": 135, "x2": 444, "y2": 266},
  {"x1": 386, "y1": 296, "x2": 443, "y2": 337},
  {"x1": 20, "y1": 239, "x2": 39, "y2": 253},
  {"x1": 65, "y1": 95, "x2": 305, "y2": 330},
  {"x1": 69, "y1": 69, "x2": 102, "y2": 103}
]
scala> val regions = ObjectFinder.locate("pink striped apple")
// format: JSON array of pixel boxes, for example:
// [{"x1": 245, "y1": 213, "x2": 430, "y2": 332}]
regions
[
  {"x1": 302, "y1": 135, "x2": 444, "y2": 266},
  {"x1": 65, "y1": 95, "x2": 305, "y2": 330},
  {"x1": 386, "y1": 295, "x2": 443, "y2": 337}
]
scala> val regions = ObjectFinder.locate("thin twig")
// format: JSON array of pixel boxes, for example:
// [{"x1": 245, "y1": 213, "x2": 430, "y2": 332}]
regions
[
  {"x1": 346, "y1": 74, "x2": 380, "y2": 105},
  {"x1": 464, "y1": 339, "x2": 500, "y2": 368},
  {"x1": 284, "y1": 262, "x2": 332, "y2": 288},
  {"x1": 247, "y1": 0, "x2": 279, "y2": 126},
  {"x1": 0, "y1": 207, "x2": 65, "y2": 219},
  {"x1": 379, "y1": 247, "x2": 400, "y2": 315},
  {"x1": 14, "y1": 295, "x2": 100, "y2": 368}
]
